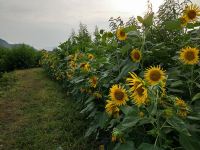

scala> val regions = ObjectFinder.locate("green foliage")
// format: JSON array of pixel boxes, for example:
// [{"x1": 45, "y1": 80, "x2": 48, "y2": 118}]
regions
[{"x1": 0, "y1": 44, "x2": 40, "y2": 75}]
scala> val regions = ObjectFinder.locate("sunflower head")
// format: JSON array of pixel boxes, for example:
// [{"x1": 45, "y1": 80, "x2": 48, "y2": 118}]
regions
[
  {"x1": 144, "y1": 66, "x2": 166, "y2": 86},
  {"x1": 180, "y1": 15, "x2": 189, "y2": 26},
  {"x1": 80, "y1": 62, "x2": 91, "y2": 72},
  {"x1": 175, "y1": 98, "x2": 189, "y2": 118},
  {"x1": 88, "y1": 53, "x2": 94, "y2": 60},
  {"x1": 130, "y1": 49, "x2": 142, "y2": 62},
  {"x1": 69, "y1": 61, "x2": 77, "y2": 70},
  {"x1": 179, "y1": 46, "x2": 199, "y2": 65},
  {"x1": 126, "y1": 72, "x2": 143, "y2": 92},
  {"x1": 183, "y1": 4, "x2": 200, "y2": 22},
  {"x1": 109, "y1": 84, "x2": 128, "y2": 106},
  {"x1": 105, "y1": 100, "x2": 120, "y2": 117},
  {"x1": 89, "y1": 76, "x2": 98, "y2": 88},
  {"x1": 132, "y1": 84, "x2": 148, "y2": 107},
  {"x1": 116, "y1": 27, "x2": 127, "y2": 41}
]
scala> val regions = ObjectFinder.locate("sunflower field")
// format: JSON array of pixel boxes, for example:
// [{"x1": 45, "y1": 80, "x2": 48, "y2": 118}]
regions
[{"x1": 41, "y1": 0, "x2": 200, "y2": 149}]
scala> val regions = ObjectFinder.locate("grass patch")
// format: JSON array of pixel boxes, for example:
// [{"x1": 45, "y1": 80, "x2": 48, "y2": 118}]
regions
[{"x1": 0, "y1": 68, "x2": 95, "y2": 150}]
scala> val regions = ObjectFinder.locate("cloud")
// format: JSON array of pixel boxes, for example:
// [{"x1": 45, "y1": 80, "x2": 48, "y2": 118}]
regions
[{"x1": 0, "y1": 0, "x2": 199, "y2": 49}]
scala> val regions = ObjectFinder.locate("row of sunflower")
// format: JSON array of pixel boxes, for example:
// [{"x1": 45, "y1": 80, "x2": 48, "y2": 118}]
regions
[{"x1": 41, "y1": 2, "x2": 200, "y2": 150}]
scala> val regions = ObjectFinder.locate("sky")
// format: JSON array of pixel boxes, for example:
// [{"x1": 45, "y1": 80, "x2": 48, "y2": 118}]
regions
[{"x1": 0, "y1": 0, "x2": 199, "y2": 50}]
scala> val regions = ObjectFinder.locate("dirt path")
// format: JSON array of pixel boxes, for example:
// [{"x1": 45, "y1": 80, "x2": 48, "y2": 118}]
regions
[{"x1": 0, "y1": 68, "x2": 92, "y2": 150}]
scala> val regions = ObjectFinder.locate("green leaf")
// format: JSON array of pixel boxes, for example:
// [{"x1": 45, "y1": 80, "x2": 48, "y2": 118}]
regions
[
  {"x1": 80, "y1": 102, "x2": 95, "y2": 113},
  {"x1": 165, "y1": 19, "x2": 181, "y2": 30},
  {"x1": 85, "y1": 125, "x2": 97, "y2": 137},
  {"x1": 138, "y1": 143, "x2": 163, "y2": 150},
  {"x1": 179, "y1": 134, "x2": 200, "y2": 150},
  {"x1": 115, "y1": 60, "x2": 138, "y2": 81},
  {"x1": 114, "y1": 141, "x2": 136, "y2": 150},
  {"x1": 192, "y1": 93, "x2": 200, "y2": 102},
  {"x1": 137, "y1": 16, "x2": 144, "y2": 23},
  {"x1": 170, "y1": 80, "x2": 183, "y2": 88},
  {"x1": 98, "y1": 112, "x2": 108, "y2": 128},
  {"x1": 122, "y1": 116, "x2": 141, "y2": 128},
  {"x1": 121, "y1": 43, "x2": 131, "y2": 55},
  {"x1": 120, "y1": 105, "x2": 133, "y2": 115},
  {"x1": 167, "y1": 117, "x2": 191, "y2": 136},
  {"x1": 124, "y1": 25, "x2": 137, "y2": 32},
  {"x1": 168, "y1": 89, "x2": 184, "y2": 93},
  {"x1": 186, "y1": 22, "x2": 200, "y2": 29}
]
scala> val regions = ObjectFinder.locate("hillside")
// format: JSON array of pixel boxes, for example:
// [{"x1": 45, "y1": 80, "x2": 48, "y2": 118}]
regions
[
  {"x1": 0, "y1": 38, "x2": 25, "y2": 48},
  {"x1": 0, "y1": 39, "x2": 12, "y2": 48}
]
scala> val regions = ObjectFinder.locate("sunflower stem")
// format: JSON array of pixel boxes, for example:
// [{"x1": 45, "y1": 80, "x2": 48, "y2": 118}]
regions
[
  {"x1": 190, "y1": 65, "x2": 194, "y2": 97},
  {"x1": 140, "y1": 28, "x2": 147, "y2": 70}
]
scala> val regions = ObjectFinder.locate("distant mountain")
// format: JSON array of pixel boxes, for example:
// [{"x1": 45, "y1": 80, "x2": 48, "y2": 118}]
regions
[
  {"x1": 0, "y1": 38, "x2": 32, "y2": 49},
  {"x1": 0, "y1": 38, "x2": 12, "y2": 48}
]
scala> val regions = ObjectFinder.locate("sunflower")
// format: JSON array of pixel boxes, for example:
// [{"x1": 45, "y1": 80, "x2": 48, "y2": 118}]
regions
[
  {"x1": 130, "y1": 49, "x2": 142, "y2": 62},
  {"x1": 144, "y1": 66, "x2": 166, "y2": 85},
  {"x1": 88, "y1": 53, "x2": 94, "y2": 60},
  {"x1": 132, "y1": 84, "x2": 148, "y2": 107},
  {"x1": 69, "y1": 61, "x2": 77, "y2": 70},
  {"x1": 105, "y1": 100, "x2": 120, "y2": 117},
  {"x1": 116, "y1": 27, "x2": 127, "y2": 41},
  {"x1": 183, "y1": 4, "x2": 200, "y2": 22},
  {"x1": 89, "y1": 76, "x2": 98, "y2": 88},
  {"x1": 175, "y1": 98, "x2": 189, "y2": 117},
  {"x1": 127, "y1": 72, "x2": 143, "y2": 92},
  {"x1": 179, "y1": 46, "x2": 199, "y2": 65},
  {"x1": 80, "y1": 62, "x2": 90, "y2": 72},
  {"x1": 109, "y1": 84, "x2": 128, "y2": 106},
  {"x1": 180, "y1": 15, "x2": 189, "y2": 26}
]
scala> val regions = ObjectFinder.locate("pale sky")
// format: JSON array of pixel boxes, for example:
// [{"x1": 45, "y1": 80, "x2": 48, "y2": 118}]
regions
[{"x1": 0, "y1": 0, "x2": 199, "y2": 49}]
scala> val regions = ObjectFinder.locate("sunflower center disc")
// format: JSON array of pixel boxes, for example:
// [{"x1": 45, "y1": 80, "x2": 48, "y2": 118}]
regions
[
  {"x1": 120, "y1": 31, "x2": 125, "y2": 37},
  {"x1": 188, "y1": 10, "x2": 196, "y2": 19},
  {"x1": 114, "y1": 90, "x2": 124, "y2": 100},
  {"x1": 136, "y1": 86, "x2": 144, "y2": 97},
  {"x1": 185, "y1": 51, "x2": 195, "y2": 61},
  {"x1": 150, "y1": 70, "x2": 161, "y2": 81},
  {"x1": 133, "y1": 52, "x2": 140, "y2": 60}
]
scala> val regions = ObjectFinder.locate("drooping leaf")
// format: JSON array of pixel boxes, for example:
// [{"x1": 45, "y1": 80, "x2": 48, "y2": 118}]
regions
[
  {"x1": 167, "y1": 117, "x2": 191, "y2": 136},
  {"x1": 192, "y1": 93, "x2": 200, "y2": 102},
  {"x1": 179, "y1": 134, "x2": 200, "y2": 150},
  {"x1": 115, "y1": 60, "x2": 139, "y2": 81}
]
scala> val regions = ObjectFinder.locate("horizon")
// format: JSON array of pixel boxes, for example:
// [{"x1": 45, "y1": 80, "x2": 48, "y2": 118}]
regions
[{"x1": 0, "y1": 0, "x2": 199, "y2": 50}]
